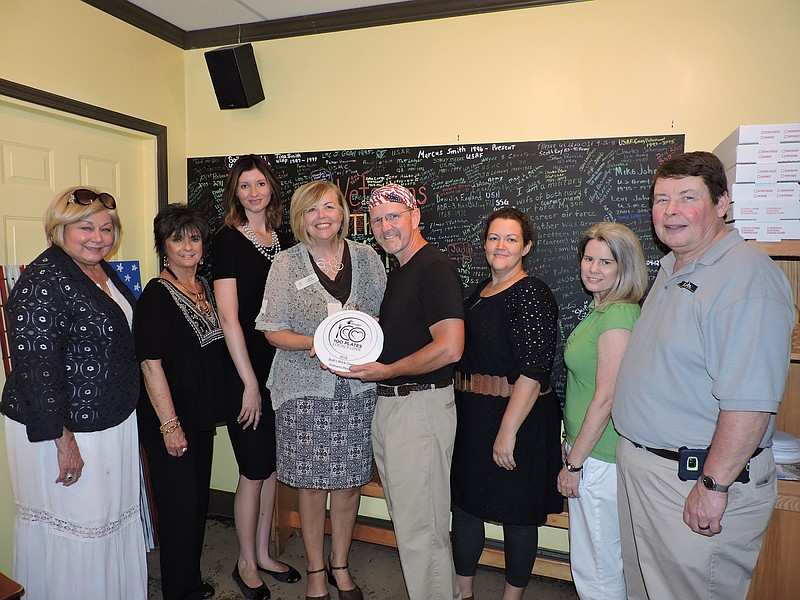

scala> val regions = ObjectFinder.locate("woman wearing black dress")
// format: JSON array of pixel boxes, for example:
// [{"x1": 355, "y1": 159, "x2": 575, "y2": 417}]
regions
[
  {"x1": 450, "y1": 207, "x2": 562, "y2": 600},
  {"x1": 137, "y1": 203, "x2": 229, "y2": 600},
  {"x1": 213, "y1": 155, "x2": 299, "y2": 599}
]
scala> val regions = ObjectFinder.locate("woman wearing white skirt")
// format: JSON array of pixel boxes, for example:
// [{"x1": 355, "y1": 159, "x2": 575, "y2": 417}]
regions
[{"x1": 1, "y1": 187, "x2": 146, "y2": 599}]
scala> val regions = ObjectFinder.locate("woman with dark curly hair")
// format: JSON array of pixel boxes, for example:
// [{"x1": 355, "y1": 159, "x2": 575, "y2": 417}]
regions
[{"x1": 450, "y1": 207, "x2": 563, "y2": 600}]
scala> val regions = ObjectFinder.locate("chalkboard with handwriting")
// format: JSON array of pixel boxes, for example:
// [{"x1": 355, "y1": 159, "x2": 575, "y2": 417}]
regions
[{"x1": 188, "y1": 134, "x2": 684, "y2": 395}]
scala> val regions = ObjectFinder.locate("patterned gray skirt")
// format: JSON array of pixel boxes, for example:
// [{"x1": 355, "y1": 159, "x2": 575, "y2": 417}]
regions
[{"x1": 275, "y1": 378, "x2": 377, "y2": 490}]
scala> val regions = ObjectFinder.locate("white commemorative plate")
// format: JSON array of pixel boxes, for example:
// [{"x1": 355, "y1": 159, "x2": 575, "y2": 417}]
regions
[{"x1": 313, "y1": 309, "x2": 383, "y2": 372}]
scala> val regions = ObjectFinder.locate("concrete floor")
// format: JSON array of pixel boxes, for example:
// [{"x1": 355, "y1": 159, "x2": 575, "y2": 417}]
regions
[{"x1": 146, "y1": 515, "x2": 579, "y2": 600}]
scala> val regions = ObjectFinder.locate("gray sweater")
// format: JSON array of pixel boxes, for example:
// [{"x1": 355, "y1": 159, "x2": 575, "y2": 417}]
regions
[{"x1": 256, "y1": 239, "x2": 387, "y2": 410}]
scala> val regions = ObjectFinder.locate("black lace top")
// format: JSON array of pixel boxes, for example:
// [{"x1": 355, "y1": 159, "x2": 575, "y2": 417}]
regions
[{"x1": 1, "y1": 245, "x2": 139, "y2": 442}]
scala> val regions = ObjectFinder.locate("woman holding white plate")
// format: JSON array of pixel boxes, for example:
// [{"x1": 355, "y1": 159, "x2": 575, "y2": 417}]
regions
[{"x1": 256, "y1": 180, "x2": 386, "y2": 600}]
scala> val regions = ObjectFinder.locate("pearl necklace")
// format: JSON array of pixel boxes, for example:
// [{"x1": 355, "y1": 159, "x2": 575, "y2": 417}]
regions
[{"x1": 242, "y1": 223, "x2": 281, "y2": 261}]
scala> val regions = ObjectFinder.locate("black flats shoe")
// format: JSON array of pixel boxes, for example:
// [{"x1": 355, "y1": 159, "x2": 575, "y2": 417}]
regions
[
  {"x1": 257, "y1": 561, "x2": 302, "y2": 584},
  {"x1": 200, "y1": 581, "x2": 215, "y2": 599},
  {"x1": 232, "y1": 564, "x2": 271, "y2": 600},
  {"x1": 326, "y1": 559, "x2": 363, "y2": 600}
]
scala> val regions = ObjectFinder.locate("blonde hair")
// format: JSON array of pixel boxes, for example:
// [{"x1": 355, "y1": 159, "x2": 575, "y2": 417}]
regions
[
  {"x1": 578, "y1": 222, "x2": 648, "y2": 309},
  {"x1": 44, "y1": 186, "x2": 122, "y2": 254},
  {"x1": 289, "y1": 181, "x2": 349, "y2": 246}
]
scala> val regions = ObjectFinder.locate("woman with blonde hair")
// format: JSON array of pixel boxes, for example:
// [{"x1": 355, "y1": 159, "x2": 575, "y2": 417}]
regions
[
  {"x1": 557, "y1": 221, "x2": 648, "y2": 599},
  {"x1": 257, "y1": 180, "x2": 386, "y2": 600},
  {"x1": 1, "y1": 187, "x2": 146, "y2": 599}
]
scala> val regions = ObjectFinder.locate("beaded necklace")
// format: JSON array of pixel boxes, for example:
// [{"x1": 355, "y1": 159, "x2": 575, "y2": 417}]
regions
[
  {"x1": 242, "y1": 223, "x2": 281, "y2": 261},
  {"x1": 164, "y1": 267, "x2": 212, "y2": 316}
]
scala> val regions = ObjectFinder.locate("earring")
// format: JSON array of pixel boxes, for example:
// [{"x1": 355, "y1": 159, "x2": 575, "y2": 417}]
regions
[
  {"x1": 164, "y1": 256, "x2": 170, "y2": 268},
  {"x1": 199, "y1": 258, "x2": 204, "y2": 266}
]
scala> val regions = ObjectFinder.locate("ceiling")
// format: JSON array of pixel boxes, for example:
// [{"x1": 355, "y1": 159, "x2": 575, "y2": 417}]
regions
[
  {"x1": 81, "y1": 0, "x2": 580, "y2": 49},
  {"x1": 125, "y1": 0, "x2": 410, "y2": 31}
]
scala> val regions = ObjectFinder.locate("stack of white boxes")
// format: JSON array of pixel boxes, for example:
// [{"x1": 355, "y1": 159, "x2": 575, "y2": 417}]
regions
[{"x1": 714, "y1": 123, "x2": 800, "y2": 241}]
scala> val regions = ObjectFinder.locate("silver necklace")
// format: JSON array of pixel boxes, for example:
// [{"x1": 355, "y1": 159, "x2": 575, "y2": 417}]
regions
[
  {"x1": 313, "y1": 242, "x2": 344, "y2": 276},
  {"x1": 242, "y1": 223, "x2": 281, "y2": 261}
]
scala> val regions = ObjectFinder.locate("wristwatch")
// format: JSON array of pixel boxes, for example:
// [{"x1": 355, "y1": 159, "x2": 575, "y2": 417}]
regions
[
  {"x1": 564, "y1": 459, "x2": 583, "y2": 473},
  {"x1": 700, "y1": 473, "x2": 730, "y2": 493}
]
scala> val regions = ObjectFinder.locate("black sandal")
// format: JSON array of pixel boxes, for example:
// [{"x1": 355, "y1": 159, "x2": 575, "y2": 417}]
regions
[
  {"x1": 305, "y1": 567, "x2": 330, "y2": 600},
  {"x1": 326, "y1": 558, "x2": 363, "y2": 600}
]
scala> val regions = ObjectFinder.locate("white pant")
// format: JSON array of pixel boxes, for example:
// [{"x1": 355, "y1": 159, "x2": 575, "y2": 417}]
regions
[{"x1": 566, "y1": 447, "x2": 625, "y2": 600}]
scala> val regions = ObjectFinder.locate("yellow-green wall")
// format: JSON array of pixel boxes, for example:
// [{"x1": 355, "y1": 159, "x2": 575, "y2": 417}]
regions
[
  {"x1": 184, "y1": 0, "x2": 800, "y2": 157},
  {"x1": 1, "y1": 0, "x2": 799, "y2": 574}
]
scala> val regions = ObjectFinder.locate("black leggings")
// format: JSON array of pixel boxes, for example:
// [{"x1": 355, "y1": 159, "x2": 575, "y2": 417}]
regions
[{"x1": 451, "y1": 502, "x2": 539, "y2": 589}]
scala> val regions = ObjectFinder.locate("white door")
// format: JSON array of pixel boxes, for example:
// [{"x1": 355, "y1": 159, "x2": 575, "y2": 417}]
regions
[{"x1": 0, "y1": 97, "x2": 157, "y2": 267}]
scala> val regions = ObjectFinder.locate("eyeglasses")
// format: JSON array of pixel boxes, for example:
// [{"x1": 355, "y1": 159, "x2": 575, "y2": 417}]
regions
[
  {"x1": 370, "y1": 209, "x2": 412, "y2": 228},
  {"x1": 67, "y1": 189, "x2": 117, "y2": 210}
]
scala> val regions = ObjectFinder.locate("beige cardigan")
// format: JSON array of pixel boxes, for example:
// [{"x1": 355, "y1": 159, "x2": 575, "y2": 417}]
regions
[{"x1": 256, "y1": 238, "x2": 387, "y2": 410}]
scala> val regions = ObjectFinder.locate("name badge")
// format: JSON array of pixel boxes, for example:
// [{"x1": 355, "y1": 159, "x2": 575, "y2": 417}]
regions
[{"x1": 295, "y1": 274, "x2": 318, "y2": 290}]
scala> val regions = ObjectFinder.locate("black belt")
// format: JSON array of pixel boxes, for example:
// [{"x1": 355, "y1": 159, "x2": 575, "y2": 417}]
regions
[
  {"x1": 631, "y1": 441, "x2": 764, "y2": 462},
  {"x1": 376, "y1": 381, "x2": 451, "y2": 397}
]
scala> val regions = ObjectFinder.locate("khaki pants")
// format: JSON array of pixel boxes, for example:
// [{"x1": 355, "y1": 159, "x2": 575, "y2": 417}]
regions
[
  {"x1": 616, "y1": 437, "x2": 776, "y2": 600},
  {"x1": 372, "y1": 385, "x2": 461, "y2": 600}
]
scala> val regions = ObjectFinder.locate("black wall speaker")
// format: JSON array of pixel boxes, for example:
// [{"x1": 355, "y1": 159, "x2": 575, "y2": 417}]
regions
[{"x1": 204, "y1": 43, "x2": 265, "y2": 110}]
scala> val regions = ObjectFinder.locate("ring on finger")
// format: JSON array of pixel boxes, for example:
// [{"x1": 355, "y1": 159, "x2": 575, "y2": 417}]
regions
[
  {"x1": 66, "y1": 473, "x2": 74, "y2": 480},
  {"x1": 699, "y1": 525, "x2": 710, "y2": 531}
]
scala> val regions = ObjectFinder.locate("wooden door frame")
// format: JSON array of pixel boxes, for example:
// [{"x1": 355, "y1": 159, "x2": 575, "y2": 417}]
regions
[{"x1": 0, "y1": 78, "x2": 167, "y2": 211}]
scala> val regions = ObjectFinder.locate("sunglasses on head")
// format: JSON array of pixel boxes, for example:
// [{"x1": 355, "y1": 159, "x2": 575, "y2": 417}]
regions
[{"x1": 67, "y1": 189, "x2": 117, "y2": 210}]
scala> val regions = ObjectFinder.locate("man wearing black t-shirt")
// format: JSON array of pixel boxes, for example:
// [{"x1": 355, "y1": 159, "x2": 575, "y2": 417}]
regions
[{"x1": 343, "y1": 183, "x2": 465, "y2": 599}]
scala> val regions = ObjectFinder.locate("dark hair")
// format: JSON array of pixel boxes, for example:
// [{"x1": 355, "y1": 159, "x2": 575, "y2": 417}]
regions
[
  {"x1": 650, "y1": 151, "x2": 728, "y2": 205},
  {"x1": 481, "y1": 207, "x2": 537, "y2": 252},
  {"x1": 153, "y1": 203, "x2": 211, "y2": 257},
  {"x1": 221, "y1": 154, "x2": 283, "y2": 229}
]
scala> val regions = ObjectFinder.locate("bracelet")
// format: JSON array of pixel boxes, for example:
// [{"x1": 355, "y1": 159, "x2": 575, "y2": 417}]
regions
[
  {"x1": 161, "y1": 420, "x2": 180, "y2": 435},
  {"x1": 159, "y1": 417, "x2": 180, "y2": 435}
]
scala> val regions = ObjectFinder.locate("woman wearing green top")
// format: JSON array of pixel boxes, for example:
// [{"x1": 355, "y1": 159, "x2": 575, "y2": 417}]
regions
[{"x1": 558, "y1": 222, "x2": 648, "y2": 599}]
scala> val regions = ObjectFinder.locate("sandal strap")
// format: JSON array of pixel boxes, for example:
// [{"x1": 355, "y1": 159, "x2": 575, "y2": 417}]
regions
[
  {"x1": 307, "y1": 567, "x2": 327, "y2": 575},
  {"x1": 329, "y1": 564, "x2": 350, "y2": 571}
]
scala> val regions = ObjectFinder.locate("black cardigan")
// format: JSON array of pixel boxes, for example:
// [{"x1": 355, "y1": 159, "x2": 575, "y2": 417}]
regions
[{"x1": 1, "y1": 245, "x2": 139, "y2": 441}]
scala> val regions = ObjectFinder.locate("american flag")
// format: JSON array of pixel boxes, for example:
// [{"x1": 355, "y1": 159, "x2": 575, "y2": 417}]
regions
[{"x1": 108, "y1": 260, "x2": 143, "y2": 298}]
